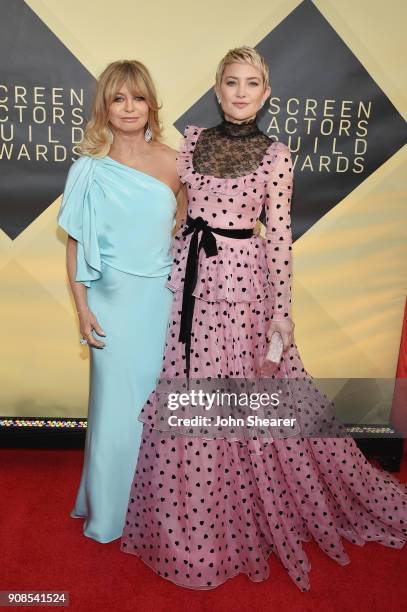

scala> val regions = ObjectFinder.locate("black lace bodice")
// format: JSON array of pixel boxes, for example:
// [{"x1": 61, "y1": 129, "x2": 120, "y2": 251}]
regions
[{"x1": 192, "y1": 118, "x2": 271, "y2": 179}]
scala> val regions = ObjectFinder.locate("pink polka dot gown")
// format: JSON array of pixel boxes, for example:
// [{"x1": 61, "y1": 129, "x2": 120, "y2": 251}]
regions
[{"x1": 120, "y1": 123, "x2": 407, "y2": 591}]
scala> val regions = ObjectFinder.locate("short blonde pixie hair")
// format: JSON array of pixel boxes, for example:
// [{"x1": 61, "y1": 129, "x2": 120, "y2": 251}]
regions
[
  {"x1": 80, "y1": 60, "x2": 162, "y2": 158},
  {"x1": 215, "y1": 46, "x2": 270, "y2": 90}
]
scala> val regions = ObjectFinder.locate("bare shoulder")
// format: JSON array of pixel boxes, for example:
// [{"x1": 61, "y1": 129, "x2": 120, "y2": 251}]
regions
[
  {"x1": 150, "y1": 142, "x2": 178, "y2": 171},
  {"x1": 151, "y1": 141, "x2": 177, "y2": 159}
]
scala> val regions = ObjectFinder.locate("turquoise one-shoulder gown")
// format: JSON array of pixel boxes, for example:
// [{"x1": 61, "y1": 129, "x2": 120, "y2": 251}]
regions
[{"x1": 58, "y1": 155, "x2": 175, "y2": 542}]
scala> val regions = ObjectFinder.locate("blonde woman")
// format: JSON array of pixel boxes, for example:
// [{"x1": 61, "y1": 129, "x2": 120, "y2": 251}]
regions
[
  {"x1": 121, "y1": 47, "x2": 407, "y2": 589},
  {"x1": 58, "y1": 60, "x2": 185, "y2": 543}
]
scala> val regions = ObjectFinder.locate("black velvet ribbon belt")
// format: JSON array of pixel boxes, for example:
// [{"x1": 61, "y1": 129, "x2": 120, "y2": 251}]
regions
[{"x1": 179, "y1": 215, "x2": 254, "y2": 380}]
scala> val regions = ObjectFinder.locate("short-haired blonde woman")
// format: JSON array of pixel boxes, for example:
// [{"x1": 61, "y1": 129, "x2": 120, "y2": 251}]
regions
[
  {"x1": 58, "y1": 60, "x2": 185, "y2": 543},
  {"x1": 121, "y1": 48, "x2": 407, "y2": 589}
]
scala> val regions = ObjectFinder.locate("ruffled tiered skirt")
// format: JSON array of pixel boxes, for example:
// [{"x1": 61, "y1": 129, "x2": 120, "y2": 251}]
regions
[
  {"x1": 121, "y1": 429, "x2": 407, "y2": 591},
  {"x1": 120, "y1": 232, "x2": 407, "y2": 590}
]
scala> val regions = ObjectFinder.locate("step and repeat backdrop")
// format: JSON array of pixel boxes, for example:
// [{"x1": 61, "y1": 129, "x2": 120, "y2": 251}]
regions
[{"x1": 0, "y1": 0, "x2": 406, "y2": 424}]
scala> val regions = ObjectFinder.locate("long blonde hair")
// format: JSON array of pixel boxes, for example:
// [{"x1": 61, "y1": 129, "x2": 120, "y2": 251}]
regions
[{"x1": 80, "y1": 60, "x2": 163, "y2": 157}]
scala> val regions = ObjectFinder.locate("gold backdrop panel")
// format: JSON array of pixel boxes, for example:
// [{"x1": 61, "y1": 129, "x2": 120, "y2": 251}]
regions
[{"x1": 0, "y1": 0, "x2": 404, "y2": 417}]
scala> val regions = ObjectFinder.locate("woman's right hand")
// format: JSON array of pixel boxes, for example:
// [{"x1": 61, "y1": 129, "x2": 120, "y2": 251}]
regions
[{"x1": 78, "y1": 307, "x2": 106, "y2": 348}]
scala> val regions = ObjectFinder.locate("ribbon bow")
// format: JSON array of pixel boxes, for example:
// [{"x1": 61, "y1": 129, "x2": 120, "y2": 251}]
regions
[
  {"x1": 179, "y1": 217, "x2": 219, "y2": 379},
  {"x1": 178, "y1": 215, "x2": 253, "y2": 380}
]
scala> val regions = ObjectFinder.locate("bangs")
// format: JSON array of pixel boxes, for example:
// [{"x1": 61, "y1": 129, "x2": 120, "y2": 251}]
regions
[
  {"x1": 216, "y1": 46, "x2": 269, "y2": 89},
  {"x1": 104, "y1": 65, "x2": 150, "y2": 106}
]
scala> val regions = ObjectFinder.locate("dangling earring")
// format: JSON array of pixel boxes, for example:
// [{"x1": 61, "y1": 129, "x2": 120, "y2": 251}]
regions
[
  {"x1": 259, "y1": 100, "x2": 265, "y2": 109},
  {"x1": 217, "y1": 96, "x2": 221, "y2": 104},
  {"x1": 144, "y1": 124, "x2": 152, "y2": 142}
]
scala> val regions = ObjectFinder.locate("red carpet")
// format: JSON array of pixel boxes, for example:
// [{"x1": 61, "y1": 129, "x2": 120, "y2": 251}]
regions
[{"x1": 1, "y1": 447, "x2": 406, "y2": 612}]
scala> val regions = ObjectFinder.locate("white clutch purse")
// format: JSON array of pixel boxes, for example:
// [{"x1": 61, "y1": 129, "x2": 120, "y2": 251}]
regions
[
  {"x1": 266, "y1": 331, "x2": 283, "y2": 364},
  {"x1": 260, "y1": 331, "x2": 284, "y2": 377}
]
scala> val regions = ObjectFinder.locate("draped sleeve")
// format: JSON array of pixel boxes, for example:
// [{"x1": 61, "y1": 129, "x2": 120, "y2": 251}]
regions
[
  {"x1": 57, "y1": 155, "x2": 102, "y2": 288},
  {"x1": 265, "y1": 142, "x2": 294, "y2": 321}
]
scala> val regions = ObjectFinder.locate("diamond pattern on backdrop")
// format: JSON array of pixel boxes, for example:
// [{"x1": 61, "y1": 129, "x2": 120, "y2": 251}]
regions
[
  {"x1": 0, "y1": 0, "x2": 95, "y2": 239},
  {"x1": 174, "y1": 0, "x2": 407, "y2": 240}
]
